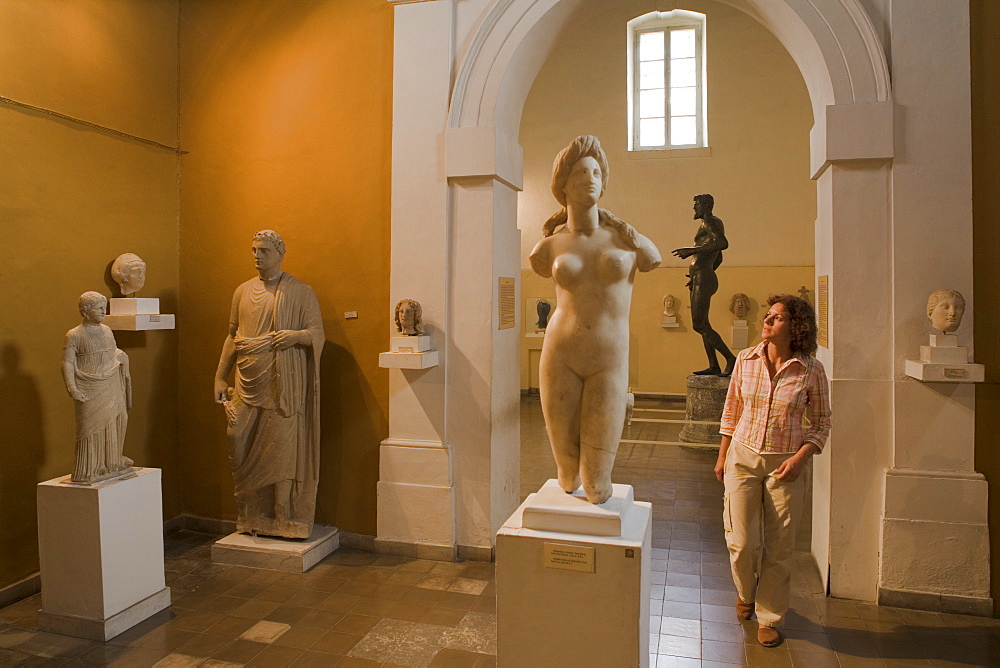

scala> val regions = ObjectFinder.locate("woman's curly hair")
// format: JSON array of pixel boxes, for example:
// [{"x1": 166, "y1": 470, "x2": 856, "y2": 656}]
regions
[{"x1": 767, "y1": 294, "x2": 818, "y2": 355}]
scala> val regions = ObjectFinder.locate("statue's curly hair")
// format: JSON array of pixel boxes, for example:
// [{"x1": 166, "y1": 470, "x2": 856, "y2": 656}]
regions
[
  {"x1": 78, "y1": 291, "x2": 107, "y2": 317},
  {"x1": 394, "y1": 298, "x2": 424, "y2": 335},
  {"x1": 767, "y1": 294, "x2": 817, "y2": 355},
  {"x1": 252, "y1": 229, "x2": 286, "y2": 256}
]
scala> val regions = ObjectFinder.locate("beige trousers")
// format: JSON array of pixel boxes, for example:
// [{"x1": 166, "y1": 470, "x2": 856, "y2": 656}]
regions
[{"x1": 723, "y1": 441, "x2": 806, "y2": 628}]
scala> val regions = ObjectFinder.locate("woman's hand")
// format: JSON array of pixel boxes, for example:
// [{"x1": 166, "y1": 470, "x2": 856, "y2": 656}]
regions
[
  {"x1": 773, "y1": 443, "x2": 819, "y2": 482},
  {"x1": 714, "y1": 456, "x2": 726, "y2": 482}
]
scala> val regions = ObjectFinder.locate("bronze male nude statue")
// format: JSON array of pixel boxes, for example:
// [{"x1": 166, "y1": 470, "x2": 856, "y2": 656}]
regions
[{"x1": 672, "y1": 194, "x2": 737, "y2": 376}]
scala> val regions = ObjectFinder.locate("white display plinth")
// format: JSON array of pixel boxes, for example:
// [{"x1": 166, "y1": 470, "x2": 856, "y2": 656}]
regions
[
  {"x1": 103, "y1": 314, "x2": 176, "y2": 331},
  {"x1": 36, "y1": 468, "x2": 170, "y2": 641},
  {"x1": 109, "y1": 298, "x2": 160, "y2": 315},
  {"x1": 522, "y1": 479, "x2": 634, "y2": 537},
  {"x1": 731, "y1": 319, "x2": 749, "y2": 348},
  {"x1": 659, "y1": 315, "x2": 678, "y2": 328},
  {"x1": 497, "y1": 480, "x2": 651, "y2": 667},
  {"x1": 379, "y1": 350, "x2": 438, "y2": 369},
  {"x1": 106, "y1": 298, "x2": 175, "y2": 331},
  {"x1": 905, "y1": 335, "x2": 984, "y2": 383},
  {"x1": 212, "y1": 525, "x2": 339, "y2": 573},
  {"x1": 390, "y1": 335, "x2": 431, "y2": 353}
]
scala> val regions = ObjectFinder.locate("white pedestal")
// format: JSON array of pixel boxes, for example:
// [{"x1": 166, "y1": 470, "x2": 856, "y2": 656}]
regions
[
  {"x1": 36, "y1": 468, "x2": 170, "y2": 641},
  {"x1": 390, "y1": 335, "x2": 431, "y2": 352},
  {"x1": 105, "y1": 298, "x2": 175, "y2": 331},
  {"x1": 905, "y1": 334, "x2": 984, "y2": 383},
  {"x1": 211, "y1": 525, "x2": 339, "y2": 573},
  {"x1": 731, "y1": 319, "x2": 749, "y2": 348},
  {"x1": 109, "y1": 298, "x2": 160, "y2": 315},
  {"x1": 379, "y1": 350, "x2": 439, "y2": 369},
  {"x1": 497, "y1": 480, "x2": 651, "y2": 667},
  {"x1": 104, "y1": 313, "x2": 176, "y2": 331},
  {"x1": 659, "y1": 315, "x2": 678, "y2": 328}
]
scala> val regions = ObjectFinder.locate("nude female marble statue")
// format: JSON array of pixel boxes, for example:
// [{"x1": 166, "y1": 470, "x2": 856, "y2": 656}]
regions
[
  {"x1": 394, "y1": 299, "x2": 424, "y2": 336},
  {"x1": 111, "y1": 253, "x2": 146, "y2": 296},
  {"x1": 529, "y1": 135, "x2": 662, "y2": 503},
  {"x1": 214, "y1": 230, "x2": 324, "y2": 539},
  {"x1": 62, "y1": 291, "x2": 133, "y2": 484},
  {"x1": 927, "y1": 289, "x2": 966, "y2": 333},
  {"x1": 673, "y1": 194, "x2": 737, "y2": 376}
]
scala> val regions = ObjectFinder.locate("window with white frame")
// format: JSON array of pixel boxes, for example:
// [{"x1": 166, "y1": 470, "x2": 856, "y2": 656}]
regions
[{"x1": 627, "y1": 11, "x2": 707, "y2": 150}]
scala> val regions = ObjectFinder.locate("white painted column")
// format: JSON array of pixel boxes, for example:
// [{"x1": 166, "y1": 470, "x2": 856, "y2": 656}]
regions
[
  {"x1": 808, "y1": 96, "x2": 896, "y2": 601},
  {"x1": 377, "y1": 0, "x2": 456, "y2": 560},
  {"x1": 878, "y1": 1, "x2": 990, "y2": 615},
  {"x1": 446, "y1": 127, "x2": 522, "y2": 557}
]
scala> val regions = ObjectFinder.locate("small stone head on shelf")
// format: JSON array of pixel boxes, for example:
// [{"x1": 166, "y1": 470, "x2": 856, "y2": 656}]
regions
[
  {"x1": 111, "y1": 253, "x2": 146, "y2": 296},
  {"x1": 729, "y1": 293, "x2": 750, "y2": 319},
  {"x1": 394, "y1": 298, "x2": 424, "y2": 336},
  {"x1": 926, "y1": 289, "x2": 966, "y2": 333}
]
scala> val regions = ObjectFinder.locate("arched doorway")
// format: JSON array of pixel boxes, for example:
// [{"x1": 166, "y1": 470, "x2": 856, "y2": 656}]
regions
[{"x1": 381, "y1": 0, "x2": 989, "y2": 614}]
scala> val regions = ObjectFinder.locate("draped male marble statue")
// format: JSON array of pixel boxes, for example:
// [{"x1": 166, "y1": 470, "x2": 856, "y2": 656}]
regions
[
  {"x1": 62, "y1": 291, "x2": 134, "y2": 484},
  {"x1": 214, "y1": 230, "x2": 324, "y2": 539}
]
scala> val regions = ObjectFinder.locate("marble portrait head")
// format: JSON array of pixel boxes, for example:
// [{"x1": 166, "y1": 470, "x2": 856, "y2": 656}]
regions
[
  {"x1": 111, "y1": 253, "x2": 146, "y2": 296},
  {"x1": 78, "y1": 291, "x2": 108, "y2": 323},
  {"x1": 394, "y1": 298, "x2": 424, "y2": 336},
  {"x1": 663, "y1": 294, "x2": 677, "y2": 317},
  {"x1": 729, "y1": 293, "x2": 750, "y2": 319},
  {"x1": 926, "y1": 289, "x2": 966, "y2": 333},
  {"x1": 550, "y1": 135, "x2": 609, "y2": 207}
]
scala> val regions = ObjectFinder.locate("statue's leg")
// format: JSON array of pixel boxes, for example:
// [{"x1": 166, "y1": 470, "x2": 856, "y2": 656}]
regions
[
  {"x1": 539, "y1": 356, "x2": 583, "y2": 494},
  {"x1": 579, "y1": 370, "x2": 628, "y2": 504},
  {"x1": 690, "y1": 282, "x2": 721, "y2": 375}
]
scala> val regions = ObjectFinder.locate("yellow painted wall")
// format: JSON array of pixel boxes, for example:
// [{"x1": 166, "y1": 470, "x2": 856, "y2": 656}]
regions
[
  {"x1": 970, "y1": 0, "x2": 1000, "y2": 615},
  {"x1": 0, "y1": 0, "x2": 181, "y2": 589},
  {"x1": 518, "y1": 0, "x2": 815, "y2": 393},
  {"x1": 176, "y1": 0, "x2": 392, "y2": 536}
]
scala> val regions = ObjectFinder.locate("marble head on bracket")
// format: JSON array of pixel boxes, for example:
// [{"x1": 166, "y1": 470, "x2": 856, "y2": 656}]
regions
[
  {"x1": 111, "y1": 253, "x2": 146, "y2": 296},
  {"x1": 926, "y1": 289, "x2": 965, "y2": 333},
  {"x1": 394, "y1": 298, "x2": 424, "y2": 336}
]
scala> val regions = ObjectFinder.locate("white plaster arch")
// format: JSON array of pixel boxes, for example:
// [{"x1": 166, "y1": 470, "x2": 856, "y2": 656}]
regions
[
  {"x1": 449, "y1": 0, "x2": 891, "y2": 136},
  {"x1": 384, "y1": 0, "x2": 988, "y2": 613}
]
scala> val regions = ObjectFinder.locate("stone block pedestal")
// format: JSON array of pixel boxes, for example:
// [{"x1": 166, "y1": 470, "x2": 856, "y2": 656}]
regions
[
  {"x1": 497, "y1": 480, "x2": 651, "y2": 667},
  {"x1": 678, "y1": 374, "x2": 731, "y2": 447},
  {"x1": 212, "y1": 525, "x2": 339, "y2": 573},
  {"x1": 36, "y1": 468, "x2": 170, "y2": 641}
]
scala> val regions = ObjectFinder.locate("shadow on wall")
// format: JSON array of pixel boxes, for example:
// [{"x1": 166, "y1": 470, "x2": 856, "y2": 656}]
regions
[
  {"x1": 0, "y1": 344, "x2": 47, "y2": 588},
  {"x1": 316, "y1": 342, "x2": 382, "y2": 533}
]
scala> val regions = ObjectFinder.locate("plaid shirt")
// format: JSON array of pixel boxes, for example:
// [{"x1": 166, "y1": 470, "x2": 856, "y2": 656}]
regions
[{"x1": 719, "y1": 341, "x2": 831, "y2": 454}]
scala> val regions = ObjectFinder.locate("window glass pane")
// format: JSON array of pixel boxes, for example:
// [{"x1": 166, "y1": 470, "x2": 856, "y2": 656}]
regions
[
  {"x1": 639, "y1": 60, "x2": 664, "y2": 89},
  {"x1": 670, "y1": 87, "x2": 697, "y2": 117},
  {"x1": 638, "y1": 31, "x2": 664, "y2": 61},
  {"x1": 640, "y1": 118, "x2": 665, "y2": 147},
  {"x1": 670, "y1": 58, "x2": 696, "y2": 88},
  {"x1": 639, "y1": 89, "x2": 665, "y2": 119},
  {"x1": 671, "y1": 116, "x2": 697, "y2": 145},
  {"x1": 670, "y1": 29, "x2": 696, "y2": 59}
]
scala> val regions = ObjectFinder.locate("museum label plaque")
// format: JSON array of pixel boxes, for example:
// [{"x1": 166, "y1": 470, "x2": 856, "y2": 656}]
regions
[
  {"x1": 543, "y1": 542, "x2": 595, "y2": 573},
  {"x1": 817, "y1": 275, "x2": 829, "y2": 348},
  {"x1": 498, "y1": 277, "x2": 515, "y2": 330}
]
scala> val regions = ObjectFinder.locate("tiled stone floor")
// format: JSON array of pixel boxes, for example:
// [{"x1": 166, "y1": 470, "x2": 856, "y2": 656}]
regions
[{"x1": 2, "y1": 395, "x2": 999, "y2": 666}]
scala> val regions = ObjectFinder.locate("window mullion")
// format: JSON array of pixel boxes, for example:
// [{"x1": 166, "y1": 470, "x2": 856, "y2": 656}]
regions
[{"x1": 663, "y1": 30, "x2": 670, "y2": 149}]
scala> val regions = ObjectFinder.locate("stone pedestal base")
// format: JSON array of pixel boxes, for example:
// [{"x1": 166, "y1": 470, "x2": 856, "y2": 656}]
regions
[
  {"x1": 731, "y1": 319, "x2": 749, "y2": 348},
  {"x1": 497, "y1": 481, "x2": 651, "y2": 667},
  {"x1": 212, "y1": 526, "x2": 339, "y2": 573},
  {"x1": 678, "y1": 374, "x2": 730, "y2": 446},
  {"x1": 36, "y1": 468, "x2": 169, "y2": 641},
  {"x1": 879, "y1": 468, "x2": 992, "y2": 615}
]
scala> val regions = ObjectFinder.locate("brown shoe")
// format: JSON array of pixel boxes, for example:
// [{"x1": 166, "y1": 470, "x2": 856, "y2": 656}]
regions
[
  {"x1": 757, "y1": 625, "x2": 782, "y2": 647},
  {"x1": 736, "y1": 596, "x2": 754, "y2": 620}
]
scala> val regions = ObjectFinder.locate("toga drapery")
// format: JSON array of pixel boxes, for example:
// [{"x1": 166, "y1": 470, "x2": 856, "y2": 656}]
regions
[{"x1": 224, "y1": 273, "x2": 324, "y2": 539}]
